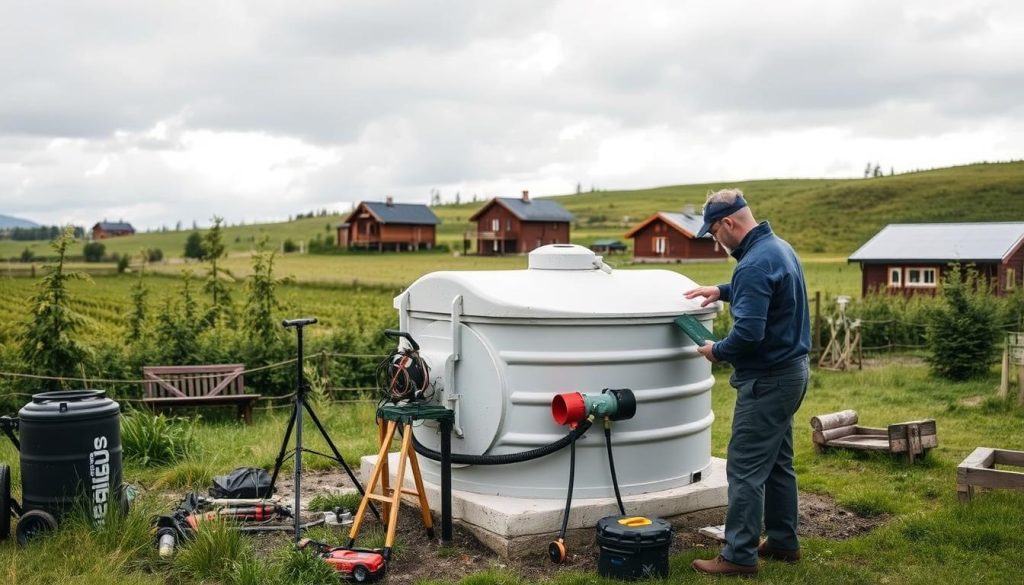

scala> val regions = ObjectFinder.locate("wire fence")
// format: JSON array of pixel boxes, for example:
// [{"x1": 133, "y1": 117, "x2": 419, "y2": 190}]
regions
[{"x1": 0, "y1": 351, "x2": 388, "y2": 407}]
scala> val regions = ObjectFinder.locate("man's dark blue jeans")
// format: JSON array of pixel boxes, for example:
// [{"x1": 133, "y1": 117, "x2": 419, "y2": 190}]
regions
[{"x1": 721, "y1": 358, "x2": 809, "y2": 566}]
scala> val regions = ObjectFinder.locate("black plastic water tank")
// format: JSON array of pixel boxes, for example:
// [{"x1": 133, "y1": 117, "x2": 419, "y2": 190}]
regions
[{"x1": 18, "y1": 390, "x2": 123, "y2": 524}]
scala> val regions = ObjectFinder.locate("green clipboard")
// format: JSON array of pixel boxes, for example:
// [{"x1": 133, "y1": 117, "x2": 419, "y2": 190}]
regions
[{"x1": 674, "y1": 314, "x2": 718, "y2": 345}]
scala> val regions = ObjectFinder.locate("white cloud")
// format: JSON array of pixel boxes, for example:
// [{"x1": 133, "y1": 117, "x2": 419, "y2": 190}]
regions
[{"x1": 0, "y1": 0, "x2": 1022, "y2": 229}]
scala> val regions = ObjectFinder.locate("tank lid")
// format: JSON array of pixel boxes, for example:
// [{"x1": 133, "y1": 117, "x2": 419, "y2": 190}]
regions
[
  {"x1": 20, "y1": 389, "x2": 120, "y2": 421},
  {"x1": 528, "y1": 244, "x2": 608, "y2": 271},
  {"x1": 398, "y1": 261, "x2": 719, "y2": 319}
]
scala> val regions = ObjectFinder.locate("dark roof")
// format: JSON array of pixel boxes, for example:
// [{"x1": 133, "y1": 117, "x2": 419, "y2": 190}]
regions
[
  {"x1": 351, "y1": 202, "x2": 439, "y2": 225},
  {"x1": 471, "y1": 197, "x2": 574, "y2": 222},
  {"x1": 849, "y1": 222, "x2": 1024, "y2": 263},
  {"x1": 624, "y1": 211, "x2": 711, "y2": 239},
  {"x1": 93, "y1": 221, "x2": 134, "y2": 231}
]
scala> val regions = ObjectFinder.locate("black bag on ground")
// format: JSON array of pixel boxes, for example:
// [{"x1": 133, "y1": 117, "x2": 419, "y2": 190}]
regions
[{"x1": 209, "y1": 467, "x2": 273, "y2": 499}]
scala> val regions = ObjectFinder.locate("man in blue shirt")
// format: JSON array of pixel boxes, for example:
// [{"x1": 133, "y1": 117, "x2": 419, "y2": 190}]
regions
[{"x1": 684, "y1": 188, "x2": 811, "y2": 577}]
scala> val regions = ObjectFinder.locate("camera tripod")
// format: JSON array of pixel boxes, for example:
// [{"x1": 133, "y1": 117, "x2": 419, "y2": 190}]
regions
[{"x1": 268, "y1": 317, "x2": 379, "y2": 544}]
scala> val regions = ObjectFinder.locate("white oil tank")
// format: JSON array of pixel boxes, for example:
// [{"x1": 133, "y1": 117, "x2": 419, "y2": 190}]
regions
[{"x1": 395, "y1": 244, "x2": 719, "y2": 498}]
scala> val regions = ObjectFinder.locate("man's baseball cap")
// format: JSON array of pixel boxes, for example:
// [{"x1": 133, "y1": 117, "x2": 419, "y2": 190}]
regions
[{"x1": 695, "y1": 194, "x2": 748, "y2": 238}]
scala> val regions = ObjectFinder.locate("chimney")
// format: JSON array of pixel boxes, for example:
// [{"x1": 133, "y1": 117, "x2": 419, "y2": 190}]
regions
[
  {"x1": 386, "y1": 196, "x2": 394, "y2": 207},
  {"x1": 521, "y1": 190, "x2": 530, "y2": 203},
  {"x1": 684, "y1": 204, "x2": 695, "y2": 215}
]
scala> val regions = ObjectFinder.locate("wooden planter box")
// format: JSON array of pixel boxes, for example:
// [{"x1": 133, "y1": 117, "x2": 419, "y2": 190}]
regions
[{"x1": 957, "y1": 447, "x2": 1024, "y2": 503}]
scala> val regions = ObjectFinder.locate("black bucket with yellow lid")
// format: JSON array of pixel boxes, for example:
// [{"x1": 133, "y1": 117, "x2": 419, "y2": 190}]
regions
[{"x1": 595, "y1": 515, "x2": 671, "y2": 580}]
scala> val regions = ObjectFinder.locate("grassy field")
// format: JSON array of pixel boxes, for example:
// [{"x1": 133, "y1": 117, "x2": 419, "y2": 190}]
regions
[
  {"x1": 2, "y1": 360, "x2": 1022, "y2": 584},
  {"x1": 2, "y1": 160, "x2": 1023, "y2": 582},
  {"x1": 4, "y1": 160, "x2": 1023, "y2": 262}
]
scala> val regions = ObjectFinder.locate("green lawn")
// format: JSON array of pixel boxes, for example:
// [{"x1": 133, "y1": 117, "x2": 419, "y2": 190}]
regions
[{"x1": 2, "y1": 361, "x2": 1022, "y2": 584}]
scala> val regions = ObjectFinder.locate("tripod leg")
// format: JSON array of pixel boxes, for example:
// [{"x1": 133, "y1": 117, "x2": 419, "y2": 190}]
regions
[
  {"x1": 267, "y1": 400, "x2": 298, "y2": 493},
  {"x1": 302, "y1": 402, "x2": 381, "y2": 522}
]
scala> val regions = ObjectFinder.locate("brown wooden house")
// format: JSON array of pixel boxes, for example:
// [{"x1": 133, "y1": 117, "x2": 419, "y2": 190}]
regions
[
  {"x1": 339, "y1": 197, "x2": 439, "y2": 251},
  {"x1": 848, "y1": 222, "x2": 1024, "y2": 297},
  {"x1": 469, "y1": 191, "x2": 574, "y2": 255},
  {"x1": 91, "y1": 221, "x2": 135, "y2": 239},
  {"x1": 624, "y1": 211, "x2": 728, "y2": 263}
]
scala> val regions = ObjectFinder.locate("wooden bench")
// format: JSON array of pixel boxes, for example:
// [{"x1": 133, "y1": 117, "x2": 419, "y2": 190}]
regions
[
  {"x1": 957, "y1": 447, "x2": 1024, "y2": 503},
  {"x1": 142, "y1": 364, "x2": 261, "y2": 424},
  {"x1": 810, "y1": 409, "x2": 937, "y2": 464}
]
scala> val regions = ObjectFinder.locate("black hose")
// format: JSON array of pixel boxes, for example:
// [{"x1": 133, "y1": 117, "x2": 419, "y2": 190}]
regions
[
  {"x1": 604, "y1": 422, "x2": 626, "y2": 516},
  {"x1": 559, "y1": 438, "x2": 576, "y2": 540},
  {"x1": 409, "y1": 417, "x2": 594, "y2": 466}
]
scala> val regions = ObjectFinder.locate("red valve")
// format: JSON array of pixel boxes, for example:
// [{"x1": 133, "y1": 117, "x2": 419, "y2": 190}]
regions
[{"x1": 551, "y1": 392, "x2": 587, "y2": 427}]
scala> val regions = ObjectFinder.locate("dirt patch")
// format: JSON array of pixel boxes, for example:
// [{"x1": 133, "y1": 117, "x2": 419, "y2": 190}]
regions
[
  {"x1": 229, "y1": 470, "x2": 890, "y2": 584},
  {"x1": 959, "y1": 395, "x2": 986, "y2": 407},
  {"x1": 859, "y1": 355, "x2": 926, "y2": 369}
]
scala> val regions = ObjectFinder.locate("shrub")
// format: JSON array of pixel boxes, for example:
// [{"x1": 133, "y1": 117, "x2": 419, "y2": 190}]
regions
[
  {"x1": 925, "y1": 264, "x2": 1000, "y2": 380},
  {"x1": 120, "y1": 410, "x2": 196, "y2": 466},
  {"x1": 83, "y1": 241, "x2": 106, "y2": 262},
  {"x1": 307, "y1": 491, "x2": 362, "y2": 512},
  {"x1": 174, "y1": 518, "x2": 250, "y2": 582},
  {"x1": 184, "y1": 231, "x2": 204, "y2": 260},
  {"x1": 282, "y1": 239, "x2": 299, "y2": 253},
  {"x1": 18, "y1": 227, "x2": 90, "y2": 385},
  {"x1": 276, "y1": 547, "x2": 338, "y2": 584}
]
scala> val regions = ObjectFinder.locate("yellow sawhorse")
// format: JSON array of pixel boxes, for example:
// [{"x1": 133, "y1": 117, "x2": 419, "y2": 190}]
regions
[{"x1": 346, "y1": 403, "x2": 454, "y2": 561}]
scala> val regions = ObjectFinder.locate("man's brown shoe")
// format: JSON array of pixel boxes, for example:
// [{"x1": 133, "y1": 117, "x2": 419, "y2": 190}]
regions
[
  {"x1": 691, "y1": 555, "x2": 758, "y2": 577},
  {"x1": 757, "y1": 541, "x2": 801, "y2": 563}
]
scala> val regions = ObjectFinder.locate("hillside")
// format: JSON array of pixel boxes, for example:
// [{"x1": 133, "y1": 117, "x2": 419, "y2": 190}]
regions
[
  {"x1": 0, "y1": 214, "x2": 39, "y2": 229},
  {"x1": 2, "y1": 161, "x2": 1022, "y2": 260},
  {"x1": 433, "y1": 161, "x2": 1024, "y2": 254}
]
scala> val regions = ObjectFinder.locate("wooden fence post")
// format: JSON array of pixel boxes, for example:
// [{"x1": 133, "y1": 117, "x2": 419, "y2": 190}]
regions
[
  {"x1": 999, "y1": 334, "x2": 1009, "y2": 400},
  {"x1": 813, "y1": 291, "x2": 821, "y2": 359},
  {"x1": 320, "y1": 350, "x2": 331, "y2": 394}
]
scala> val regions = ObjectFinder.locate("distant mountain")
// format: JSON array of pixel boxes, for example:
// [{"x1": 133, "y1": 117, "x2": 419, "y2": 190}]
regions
[{"x1": 0, "y1": 214, "x2": 40, "y2": 229}]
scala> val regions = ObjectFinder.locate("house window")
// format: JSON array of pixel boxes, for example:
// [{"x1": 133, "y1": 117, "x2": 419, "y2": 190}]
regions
[
  {"x1": 906, "y1": 267, "x2": 936, "y2": 287},
  {"x1": 491, "y1": 218, "x2": 500, "y2": 232},
  {"x1": 507, "y1": 219, "x2": 512, "y2": 231},
  {"x1": 1008, "y1": 268, "x2": 1016, "y2": 291},
  {"x1": 492, "y1": 240, "x2": 499, "y2": 252},
  {"x1": 653, "y1": 237, "x2": 667, "y2": 254},
  {"x1": 889, "y1": 268, "x2": 902, "y2": 288}
]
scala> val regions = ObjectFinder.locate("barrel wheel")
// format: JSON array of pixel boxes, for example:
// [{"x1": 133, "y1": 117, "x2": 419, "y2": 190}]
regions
[
  {"x1": 16, "y1": 509, "x2": 58, "y2": 545},
  {"x1": 548, "y1": 539, "x2": 567, "y2": 564},
  {"x1": 0, "y1": 464, "x2": 10, "y2": 541}
]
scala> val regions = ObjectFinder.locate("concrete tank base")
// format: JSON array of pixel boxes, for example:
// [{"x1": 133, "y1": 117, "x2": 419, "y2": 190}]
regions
[{"x1": 359, "y1": 454, "x2": 728, "y2": 558}]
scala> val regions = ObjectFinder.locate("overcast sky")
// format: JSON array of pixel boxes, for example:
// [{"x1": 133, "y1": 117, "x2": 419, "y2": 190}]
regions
[{"x1": 1, "y1": 0, "x2": 1022, "y2": 230}]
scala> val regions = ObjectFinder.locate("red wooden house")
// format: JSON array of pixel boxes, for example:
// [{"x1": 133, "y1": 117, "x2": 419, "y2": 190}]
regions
[
  {"x1": 624, "y1": 210, "x2": 728, "y2": 263},
  {"x1": 339, "y1": 197, "x2": 439, "y2": 251},
  {"x1": 91, "y1": 221, "x2": 135, "y2": 239},
  {"x1": 469, "y1": 191, "x2": 574, "y2": 255},
  {"x1": 848, "y1": 222, "x2": 1024, "y2": 296}
]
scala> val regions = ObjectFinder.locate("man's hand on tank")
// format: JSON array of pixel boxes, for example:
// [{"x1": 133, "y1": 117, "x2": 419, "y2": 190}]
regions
[
  {"x1": 684, "y1": 286, "x2": 720, "y2": 307},
  {"x1": 696, "y1": 341, "x2": 718, "y2": 362}
]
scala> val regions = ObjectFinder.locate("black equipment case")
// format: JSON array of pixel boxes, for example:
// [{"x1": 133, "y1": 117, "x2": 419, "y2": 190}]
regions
[{"x1": 595, "y1": 515, "x2": 672, "y2": 580}]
